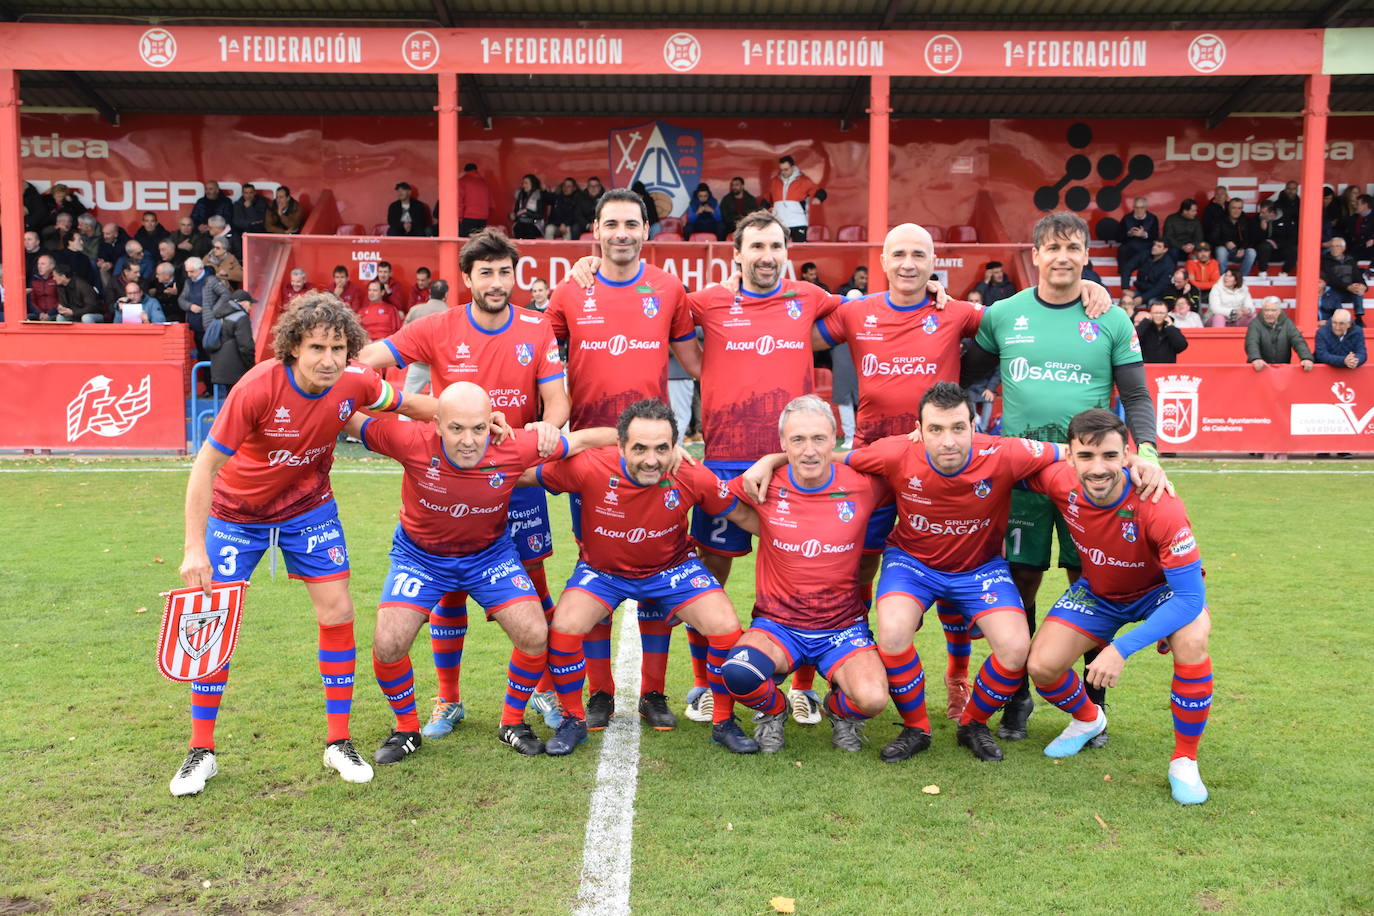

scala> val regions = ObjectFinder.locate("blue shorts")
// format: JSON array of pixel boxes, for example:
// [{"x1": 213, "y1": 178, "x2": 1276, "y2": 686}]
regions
[
  {"x1": 507, "y1": 487, "x2": 553, "y2": 563},
  {"x1": 1046, "y1": 580, "x2": 1180, "y2": 646},
  {"x1": 564, "y1": 556, "x2": 723, "y2": 623},
  {"x1": 875, "y1": 548, "x2": 1023, "y2": 624},
  {"x1": 750, "y1": 617, "x2": 876, "y2": 680},
  {"x1": 864, "y1": 502, "x2": 897, "y2": 554},
  {"x1": 206, "y1": 499, "x2": 349, "y2": 583},
  {"x1": 691, "y1": 460, "x2": 753, "y2": 556},
  {"x1": 382, "y1": 526, "x2": 539, "y2": 618}
]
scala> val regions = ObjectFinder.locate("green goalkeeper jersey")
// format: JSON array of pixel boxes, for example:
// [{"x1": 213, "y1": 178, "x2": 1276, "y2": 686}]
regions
[{"x1": 974, "y1": 288, "x2": 1142, "y2": 442}]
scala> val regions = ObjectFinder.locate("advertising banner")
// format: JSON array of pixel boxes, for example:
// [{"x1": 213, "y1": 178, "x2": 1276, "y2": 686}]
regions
[{"x1": 0, "y1": 360, "x2": 187, "y2": 451}]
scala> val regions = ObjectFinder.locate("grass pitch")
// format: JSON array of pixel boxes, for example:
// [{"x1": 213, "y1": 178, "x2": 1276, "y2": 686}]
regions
[{"x1": 0, "y1": 457, "x2": 1371, "y2": 915}]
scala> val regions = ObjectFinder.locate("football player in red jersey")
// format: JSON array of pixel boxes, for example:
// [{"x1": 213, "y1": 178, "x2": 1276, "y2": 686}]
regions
[
  {"x1": 357, "y1": 230, "x2": 569, "y2": 741},
  {"x1": 535, "y1": 399, "x2": 762, "y2": 755},
  {"x1": 348, "y1": 381, "x2": 611, "y2": 761},
  {"x1": 171, "y1": 292, "x2": 435, "y2": 797},
  {"x1": 545, "y1": 190, "x2": 705, "y2": 731},
  {"x1": 1024, "y1": 409, "x2": 1212, "y2": 804}
]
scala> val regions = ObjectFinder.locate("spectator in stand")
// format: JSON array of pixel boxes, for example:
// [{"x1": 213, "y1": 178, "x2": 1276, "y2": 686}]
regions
[
  {"x1": 387, "y1": 181, "x2": 432, "y2": 237},
  {"x1": 1116, "y1": 196, "x2": 1159, "y2": 288},
  {"x1": 799, "y1": 261, "x2": 830, "y2": 292},
  {"x1": 22, "y1": 180, "x2": 48, "y2": 232},
  {"x1": 53, "y1": 263, "x2": 104, "y2": 323},
  {"x1": 231, "y1": 183, "x2": 269, "y2": 238},
  {"x1": 770, "y1": 155, "x2": 822, "y2": 243},
  {"x1": 967, "y1": 290, "x2": 984, "y2": 305},
  {"x1": 206, "y1": 215, "x2": 236, "y2": 258},
  {"x1": 510, "y1": 174, "x2": 546, "y2": 239},
  {"x1": 207, "y1": 291, "x2": 258, "y2": 395},
  {"x1": 965, "y1": 365, "x2": 1001, "y2": 433},
  {"x1": 974, "y1": 260, "x2": 1017, "y2": 306},
  {"x1": 179, "y1": 256, "x2": 230, "y2": 353},
  {"x1": 1116, "y1": 288, "x2": 1140, "y2": 317},
  {"x1": 1206, "y1": 267, "x2": 1252, "y2": 326},
  {"x1": 720, "y1": 176, "x2": 758, "y2": 239},
  {"x1": 282, "y1": 267, "x2": 314, "y2": 301},
  {"x1": 406, "y1": 266, "x2": 433, "y2": 311},
  {"x1": 153, "y1": 261, "x2": 184, "y2": 322},
  {"x1": 1169, "y1": 295, "x2": 1204, "y2": 330},
  {"x1": 575, "y1": 176, "x2": 605, "y2": 236},
  {"x1": 1338, "y1": 185, "x2": 1361, "y2": 222},
  {"x1": 1315, "y1": 308, "x2": 1367, "y2": 368},
  {"x1": 837, "y1": 265, "x2": 868, "y2": 297},
  {"x1": 96, "y1": 223, "x2": 129, "y2": 287},
  {"x1": 1320, "y1": 237, "x2": 1367, "y2": 323},
  {"x1": 1254, "y1": 202, "x2": 1297, "y2": 273},
  {"x1": 1246, "y1": 296, "x2": 1314, "y2": 371},
  {"x1": 685, "y1": 183, "x2": 725, "y2": 240},
  {"x1": 526, "y1": 277, "x2": 551, "y2": 312},
  {"x1": 545, "y1": 177, "x2": 584, "y2": 240},
  {"x1": 172, "y1": 215, "x2": 212, "y2": 259},
  {"x1": 1134, "y1": 238, "x2": 1177, "y2": 303},
  {"x1": 157, "y1": 238, "x2": 188, "y2": 278},
  {"x1": 22, "y1": 231, "x2": 43, "y2": 282},
  {"x1": 400, "y1": 279, "x2": 450, "y2": 394},
  {"x1": 458, "y1": 163, "x2": 492, "y2": 237},
  {"x1": 1342, "y1": 194, "x2": 1374, "y2": 258},
  {"x1": 330, "y1": 265, "x2": 364, "y2": 312},
  {"x1": 1162, "y1": 199, "x2": 1204, "y2": 261},
  {"x1": 1201, "y1": 185, "x2": 1230, "y2": 241},
  {"x1": 191, "y1": 181, "x2": 234, "y2": 232},
  {"x1": 41, "y1": 211, "x2": 74, "y2": 250},
  {"x1": 205, "y1": 238, "x2": 243, "y2": 287},
  {"x1": 265, "y1": 185, "x2": 305, "y2": 234},
  {"x1": 374, "y1": 261, "x2": 406, "y2": 312},
  {"x1": 1210, "y1": 198, "x2": 1257, "y2": 277},
  {"x1": 632, "y1": 181, "x2": 662, "y2": 238},
  {"x1": 104, "y1": 261, "x2": 150, "y2": 313},
  {"x1": 134, "y1": 211, "x2": 170, "y2": 251},
  {"x1": 56, "y1": 231, "x2": 99, "y2": 290},
  {"x1": 76, "y1": 214, "x2": 101, "y2": 259},
  {"x1": 1186, "y1": 242, "x2": 1220, "y2": 303},
  {"x1": 1134, "y1": 300, "x2": 1190, "y2": 363},
  {"x1": 41, "y1": 183, "x2": 87, "y2": 224},
  {"x1": 1162, "y1": 267, "x2": 1202, "y2": 319},
  {"x1": 1322, "y1": 186, "x2": 1342, "y2": 235},
  {"x1": 113, "y1": 279, "x2": 166, "y2": 324},
  {"x1": 357, "y1": 279, "x2": 402, "y2": 341},
  {"x1": 1271, "y1": 180, "x2": 1301, "y2": 225},
  {"x1": 114, "y1": 241, "x2": 154, "y2": 281}
]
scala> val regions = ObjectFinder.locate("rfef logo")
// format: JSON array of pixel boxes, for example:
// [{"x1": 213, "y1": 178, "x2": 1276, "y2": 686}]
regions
[
  {"x1": 139, "y1": 28, "x2": 177, "y2": 68},
  {"x1": 663, "y1": 33, "x2": 702, "y2": 72},
  {"x1": 66, "y1": 374, "x2": 153, "y2": 442}
]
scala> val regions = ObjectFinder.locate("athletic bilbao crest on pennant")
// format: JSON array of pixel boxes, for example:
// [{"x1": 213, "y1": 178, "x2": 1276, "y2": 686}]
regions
[
  {"x1": 1155, "y1": 375, "x2": 1201, "y2": 444},
  {"x1": 923, "y1": 314, "x2": 939, "y2": 334},
  {"x1": 338, "y1": 398, "x2": 355, "y2": 422},
  {"x1": 642, "y1": 296, "x2": 660, "y2": 318},
  {"x1": 1078, "y1": 321, "x2": 1099, "y2": 342},
  {"x1": 328, "y1": 545, "x2": 346, "y2": 566},
  {"x1": 514, "y1": 342, "x2": 533, "y2": 366},
  {"x1": 609, "y1": 121, "x2": 703, "y2": 219},
  {"x1": 156, "y1": 581, "x2": 247, "y2": 682},
  {"x1": 974, "y1": 478, "x2": 992, "y2": 498},
  {"x1": 1121, "y1": 520, "x2": 1139, "y2": 543},
  {"x1": 66, "y1": 374, "x2": 153, "y2": 442},
  {"x1": 836, "y1": 499, "x2": 855, "y2": 522},
  {"x1": 664, "y1": 488, "x2": 681, "y2": 510}
]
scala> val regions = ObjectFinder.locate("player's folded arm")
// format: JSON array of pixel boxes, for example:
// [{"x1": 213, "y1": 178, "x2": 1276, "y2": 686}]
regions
[{"x1": 1112, "y1": 559, "x2": 1206, "y2": 658}]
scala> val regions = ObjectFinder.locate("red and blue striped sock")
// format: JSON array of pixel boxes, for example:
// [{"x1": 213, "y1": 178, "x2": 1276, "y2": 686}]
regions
[
  {"x1": 685, "y1": 625, "x2": 710, "y2": 689},
  {"x1": 317, "y1": 622, "x2": 355, "y2": 743},
  {"x1": 1171, "y1": 658, "x2": 1213, "y2": 760},
  {"x1": 189, "y1": 664, "x2": 230, "y2": 750},
  {"x1": 1033, "y1": 669, "x2": 1099, "y2": 722},
  {"x1": 548, "y1": 627, "x2": 587, "y2": 719},
  {"x1": 502, "y1": 647, "x2": 546, "y2": 726},
  {"x1": 373, "y1": 652, "x2": 419, "y2": 732},
  {"x1": 429, "y1": 592, "x2": 467, "y2": 703},
  {"x1": 960, "y1": 653, "x2": 1024, "y2": 725},
  {"x1": 584, "y1": 618, "x2": 614, "y2": 695},
  {"x1": 879, "y1": 645, "x2": 931, "y2": 732},
  {"x1": 638, "y1": 618, "x2": 672, "y2": 695},
  {"x1": 936, "y1": 602, "x2": 971, "y2": 682},
  {"x1": 705, "y1": 630, "x2": 742, "y2": 723}
]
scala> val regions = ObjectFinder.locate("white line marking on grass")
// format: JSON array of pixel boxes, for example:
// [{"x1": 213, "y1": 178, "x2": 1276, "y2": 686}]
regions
[{"x1": 573, "y1": 602, "x2": 642, "y2": 916}]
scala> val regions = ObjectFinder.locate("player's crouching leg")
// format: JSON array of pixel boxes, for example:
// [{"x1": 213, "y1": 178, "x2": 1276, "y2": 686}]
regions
[{"x1": 1165, "y1": 610, "x2": 1213, "y2": 805}]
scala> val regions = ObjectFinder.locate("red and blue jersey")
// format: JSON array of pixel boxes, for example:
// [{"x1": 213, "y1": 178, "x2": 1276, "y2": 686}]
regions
[
  {"x1": 729, "y1": 462, "x2": 884, "y2": 631},
  {"x1": 690, "y1": 280, "x2": 838, "y2": 463},
  {"x1": 208, "y1": 359, "x2": 401, "y2": 524},
  {"x1": 382, "y1": 303, "x2": 563, "y2": 427},
  {"x1": 818, "y1": 293, "x2": 982, "y2": 445},
  {"x1": 361, "y1": 421, "x2": 567, "y2": 556},
  {"x1": 845, "y1": 433, "x2": 1060, "y2": 573},
  {"x1": 546, "y1": 263, "x2": 696, "y2": 430},
  {"x1": 1026, "y1": 461, "x2": 1202, "y2": 602},
  {"x1": 538, "y1": 445, "x2": 735, "y2": 577}
]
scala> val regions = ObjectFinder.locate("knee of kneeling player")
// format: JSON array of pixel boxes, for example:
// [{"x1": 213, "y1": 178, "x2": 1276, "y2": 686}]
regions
[
  {"x1": 1169, "y1": 631, "x2": 1210, "y2": 664},
  {"x1": 721, "y1": 645, "x2": 775, "y2": 698},
  {"x1": 1026, "y1": 652, "x2": 1067, "y2": 687},
  {"x1": 848, "y1": 682, "x2": 891, "y2": 718}
]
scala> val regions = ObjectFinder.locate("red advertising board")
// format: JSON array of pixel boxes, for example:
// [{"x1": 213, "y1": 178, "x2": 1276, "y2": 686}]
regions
[
  {"x1": 0, "y1": 25, "x2": 1323, "y2": 77},
  {"x1": 1149, "y1": 364, "x2": 1374, "y2": 453}
]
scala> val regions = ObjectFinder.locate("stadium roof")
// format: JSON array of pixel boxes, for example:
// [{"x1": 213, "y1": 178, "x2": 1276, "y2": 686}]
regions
[{"x1": 10, "y1": 0, "x2": 1374, "y2": 125}]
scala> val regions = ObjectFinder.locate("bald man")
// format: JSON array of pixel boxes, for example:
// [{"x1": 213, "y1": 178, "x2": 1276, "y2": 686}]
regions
[{"x1": 344, "y1": 382, "x2": 615, "y2": 761}]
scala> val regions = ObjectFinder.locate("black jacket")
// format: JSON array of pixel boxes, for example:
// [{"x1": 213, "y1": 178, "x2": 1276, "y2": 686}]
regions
[
  {"x1": 207, "y1": 298, "x2": 256, "y2": 386},
  {"x1": 231, "y1": 196, "x2": 269, "y2": 236},
  {"x1": 1135, "y1": 318, "x2": 1189, "y2": 363}
]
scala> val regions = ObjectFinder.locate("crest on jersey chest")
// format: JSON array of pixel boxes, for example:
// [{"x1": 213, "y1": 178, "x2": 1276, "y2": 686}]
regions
[
  {"x1": 786, "y1": 300, "x2": 802, "y2": 320},
  {"x1": 1079, "y1": 320, "x2": 1100, "y2": 342},
  {"x1": 973, "y1": 478, "x2": 992, "y2": 498},
  {"x1": 642, "y1": 295, "x2": 660, "y2": 318},
  {"x1": 836, "y1": 499, "x2": 856, "y2": 522},
  {"x1": 514, "y1": 342, "x2": 534, "y2": 365},
  {"x1": 663, "y1": 487, "x2": 681, "y2": 510},
  {"x1": 1121, "y1": 520, "x2": 1139, "y2": 542},
  {"x1": 338, "y1": 398, "x2": 355, "y2": 422},
  {"x1": 487, "y1": 470, "x2": 506, "y2": 488},
  {"x1": 922, "y1": 314, "x2": 939, "y2": 334}
]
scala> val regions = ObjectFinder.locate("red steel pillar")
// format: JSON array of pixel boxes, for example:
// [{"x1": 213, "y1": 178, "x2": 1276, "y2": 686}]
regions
[
  {"x1": 1, "y1": 70, "x2": 25, "y2": 326},
  {"x1": 437, "y1": 73, "x2": 461, "y2": 286},
  {"x1": 1295, "y1": 73, "x2": 1330, "y2": 329},
  {"x1": 866, "y1": 75, "x2": 891, "y2": 295}
]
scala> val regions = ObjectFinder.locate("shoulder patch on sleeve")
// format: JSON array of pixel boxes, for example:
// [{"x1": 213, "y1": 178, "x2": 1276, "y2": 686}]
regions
[{"x1": 1168, "y1": 527, "x2": 1196, "y2": 556}]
